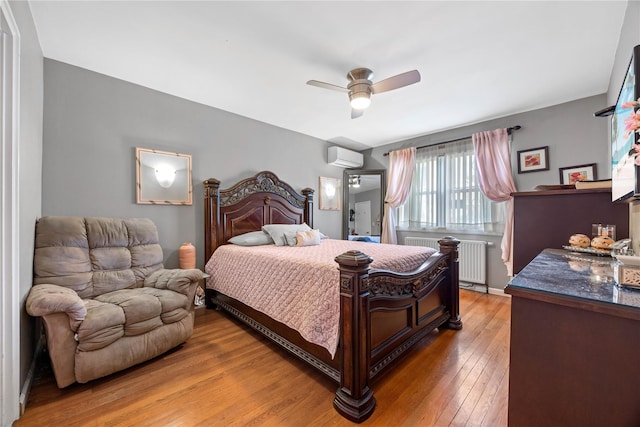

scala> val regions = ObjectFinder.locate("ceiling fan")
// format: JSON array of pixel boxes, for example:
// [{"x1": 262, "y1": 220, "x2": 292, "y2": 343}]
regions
[{"x1": 307, "y1": 67, "x2": 421, "y2": 119}]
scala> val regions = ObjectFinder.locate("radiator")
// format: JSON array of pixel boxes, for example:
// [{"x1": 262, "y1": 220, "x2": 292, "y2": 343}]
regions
[{"x1": 405, "y1": 236, "x2": 488, "y2": 285}]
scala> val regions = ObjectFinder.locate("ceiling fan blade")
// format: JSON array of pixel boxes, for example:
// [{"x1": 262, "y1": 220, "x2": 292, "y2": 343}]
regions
[
  {"x1": 306, "y1": 80, "x2": 349, "y2": 93},
  {"x1": 371, "y1": 70, "x2": 421, "y2": 94},
  {"x1": 351, "y1": 109, "x2": 364, "y2": 119}
]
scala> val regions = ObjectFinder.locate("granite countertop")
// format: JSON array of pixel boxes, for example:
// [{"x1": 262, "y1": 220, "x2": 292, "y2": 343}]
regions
[{"x1": 506, "y1": 248, "x2": 640, "y2": 310}]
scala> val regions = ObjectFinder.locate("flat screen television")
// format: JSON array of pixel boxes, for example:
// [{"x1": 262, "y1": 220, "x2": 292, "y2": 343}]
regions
[{"x1": 612, "y1": 44, "x2": 640, "y2": 202}]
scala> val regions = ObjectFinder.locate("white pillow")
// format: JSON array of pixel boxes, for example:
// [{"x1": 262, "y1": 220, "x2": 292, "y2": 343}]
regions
[
  {"x1": 262, "y1": 223, "x2": 311, "y2": 246},
  {"x1": 284, "y1": 231, "x2": 299, "y2": 247},
  {"x1": 228, "y1": 230, "x2": 273, "y2": 246},
  {"x1": 294, "y1": 229, "x2": 322, "y2": 247}
]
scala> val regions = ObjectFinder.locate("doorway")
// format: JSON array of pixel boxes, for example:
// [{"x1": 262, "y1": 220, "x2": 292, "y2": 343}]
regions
[{"x1": 354, "y1": 200, "x2": 371, "y2": 236}]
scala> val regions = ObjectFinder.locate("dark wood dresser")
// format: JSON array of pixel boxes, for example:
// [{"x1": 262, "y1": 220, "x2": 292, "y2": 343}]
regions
[
  {"x1": 512, "y1": 188, "x2": 629, "y2": 274},
  {"x1": 505, "y1": 249, "x2": 640, "y2": 427}
]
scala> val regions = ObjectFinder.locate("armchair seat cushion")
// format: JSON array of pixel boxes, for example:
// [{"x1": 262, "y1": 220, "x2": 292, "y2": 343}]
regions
[
  {"x1": 76, "y1": 300, "x2": 126, "y2": 351},
  {"x1": 78, "y1": 288, "x2": 190, "y2": 352},
  {"x1": 92, "y1": 287, "x2": 190, "y2": 338}
]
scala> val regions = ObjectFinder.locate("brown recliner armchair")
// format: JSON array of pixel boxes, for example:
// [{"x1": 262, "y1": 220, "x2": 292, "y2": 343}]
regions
[{"x1": 26, "y1": 216, "x2": 202, "y2": 388}]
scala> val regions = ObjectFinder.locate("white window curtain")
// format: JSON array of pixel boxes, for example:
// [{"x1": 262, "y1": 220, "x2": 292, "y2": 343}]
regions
[
  {"x1": 381, "y1": 147, "x2": 416, "y2": 244},
  {"x1": 399, "y1": 138, "x2": 504, "y2": 233}
]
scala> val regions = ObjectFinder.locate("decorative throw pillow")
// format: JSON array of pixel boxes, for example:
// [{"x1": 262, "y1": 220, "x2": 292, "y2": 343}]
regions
[
  {"x1": 294, "y1": 229, "x2": 322, "y2": 247},
  {"x1": 284, "y1": 231, "x2": 299, "y2": 247},
  {"x1": 262, "y1": 223, "x2": 311, "y2": 246},
  {"x1": 228, "y1": 230, "x2": 273, "y2": 246}
]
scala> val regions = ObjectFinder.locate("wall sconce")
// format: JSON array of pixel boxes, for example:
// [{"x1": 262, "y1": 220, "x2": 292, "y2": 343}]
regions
[
  {"x1": 319, "y1": 176, "x2": 341, "y2": 210},
  {"x1": 154, "y1": 164, "x2": 176, "y2": 188},
  {"x1": 136, "y1": 147, "x2": 192, "y2": 205},
  {"x1": 325, "y1": 183, "x2": 336, "y2": 198}
]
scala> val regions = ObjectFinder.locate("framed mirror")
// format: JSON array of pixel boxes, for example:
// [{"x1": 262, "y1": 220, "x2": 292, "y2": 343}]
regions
[
  {"x1": 136, "y1": 147, "x2": 192, "y2": 205},
  {"x1": 342, "y1": 169, "x2": 386, "y2": 242}
]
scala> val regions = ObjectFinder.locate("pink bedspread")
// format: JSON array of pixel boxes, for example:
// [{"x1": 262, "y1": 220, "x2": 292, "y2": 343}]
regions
[{"x1": 204, "y1": 239, "x2": 437, "y2": 357}]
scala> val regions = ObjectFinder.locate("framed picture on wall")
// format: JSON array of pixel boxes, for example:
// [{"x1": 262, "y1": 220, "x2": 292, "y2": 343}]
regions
[
  {"x1": 559, "y1": 163, "x2": 598, "y2": 185},
  {"x1": 517, "y1": 146, "x2": 549, "y2": 173},
  {"x1": 319, "y1": 177, "x2": 341, "y2": 210}
]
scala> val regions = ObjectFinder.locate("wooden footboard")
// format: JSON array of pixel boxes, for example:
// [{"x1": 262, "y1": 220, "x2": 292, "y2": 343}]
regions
[{"x1": 333, "y1": 236, "x2": 460, "y2": 422}]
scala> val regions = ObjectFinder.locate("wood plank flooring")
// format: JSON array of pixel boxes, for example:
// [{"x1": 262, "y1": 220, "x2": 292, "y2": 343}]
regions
[{"x1": 15, "y1": 289, "x2": 510, "y2": 426}]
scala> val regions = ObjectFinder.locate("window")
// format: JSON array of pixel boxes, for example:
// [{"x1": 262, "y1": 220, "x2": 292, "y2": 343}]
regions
[{"x1": 398, "y1": 138, "x2": 504, "y2": 233}]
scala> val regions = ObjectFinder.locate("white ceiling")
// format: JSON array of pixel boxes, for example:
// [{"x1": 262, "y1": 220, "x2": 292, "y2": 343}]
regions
[{"x1": 28, "y1": 1, "x2": 627, "y2": 150}]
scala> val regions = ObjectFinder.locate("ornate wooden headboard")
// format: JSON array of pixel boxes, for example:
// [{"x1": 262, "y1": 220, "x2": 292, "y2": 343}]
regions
[{"x1": 203, "y1": 171, "x2": 314, "y2": 262}]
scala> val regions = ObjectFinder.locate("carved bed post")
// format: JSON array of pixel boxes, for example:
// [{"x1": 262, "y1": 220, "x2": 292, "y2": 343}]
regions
[
  {"x1": 302, "y1": 188, "x2": 314, "y2": 227},
  {"x1": 203, "y1": 178, "x2": 220, "y2": 264},
  {"x1": 438, "y1": 236, "x2": 463, "y2": 330},
  {"x1": 333, "y1": 250, "x2": 376, "y2": 423}
]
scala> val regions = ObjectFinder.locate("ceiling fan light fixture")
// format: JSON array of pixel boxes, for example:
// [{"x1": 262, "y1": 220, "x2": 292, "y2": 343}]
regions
[
  {"x1": 349, "y1": 91, "x2": 371, "y2": 110},
  {"x1": 307, "y1": 67, "x2": 420, "y2": 118}
]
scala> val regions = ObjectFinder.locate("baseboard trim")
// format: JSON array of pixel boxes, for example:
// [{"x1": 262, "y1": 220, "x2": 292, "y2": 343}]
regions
[
  {"x1": 488, "y1": 287, "x2": 509, "y2": 297},
  {"x1": 19, "y1": 335, "x2": 43, "y2": 416},
  {"x1": 460, "y1": 282, "x2": 488, "y2": 294},
  {"x1": 460, "y1": 282, "x2": 510, "y2": 297}
]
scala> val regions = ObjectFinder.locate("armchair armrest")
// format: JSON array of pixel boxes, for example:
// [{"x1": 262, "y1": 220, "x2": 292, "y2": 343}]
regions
[
  {"x1": 26, "y1": 284, "x2": 86, "y2": 331},
  {"x1": 144, "y1": 268, "x2": 203, "y2": 296}
]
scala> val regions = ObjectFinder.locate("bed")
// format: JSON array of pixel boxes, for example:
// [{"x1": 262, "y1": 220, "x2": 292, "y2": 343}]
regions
[{"x1": 203, "y1": 171, "x2": 462, "y2": 423}]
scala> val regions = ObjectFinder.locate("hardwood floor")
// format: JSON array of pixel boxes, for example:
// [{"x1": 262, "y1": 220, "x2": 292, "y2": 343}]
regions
[{"x1": 16, "y1": 289, "x2": 510, "y2": 426}]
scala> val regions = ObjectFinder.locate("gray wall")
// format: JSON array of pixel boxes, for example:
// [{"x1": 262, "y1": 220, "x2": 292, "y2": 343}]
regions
[
  {"x1": 11, "y1": 0, "x2": 44, "y2": 400},
  {"x1": 366, "y1": 94, "x2": 608, "y2": 188},
  {"x1": 43, "y1": 59, "x2": 345, "y2": 269},
  {"x1": 363, "y1": 94, "x2": 609, "y2": 291}
]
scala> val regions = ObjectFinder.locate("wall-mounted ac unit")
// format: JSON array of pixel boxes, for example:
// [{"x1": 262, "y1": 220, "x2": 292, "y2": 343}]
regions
[{"x1": 328, "y1": 146, "x2": 364, "y2": 168}]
